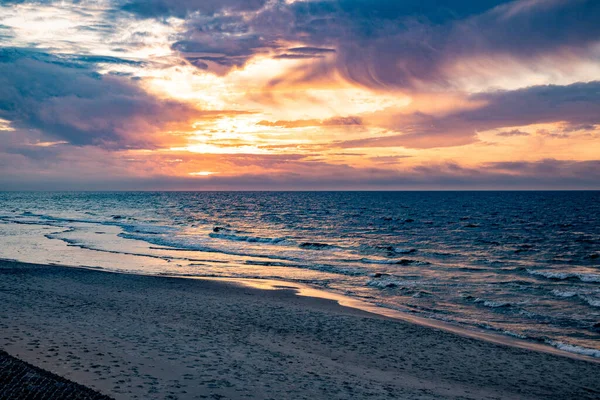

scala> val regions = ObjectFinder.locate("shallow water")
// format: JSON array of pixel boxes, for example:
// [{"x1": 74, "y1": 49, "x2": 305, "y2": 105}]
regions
[{"x1": 1, "y1": 191, "x2": 598, "y2": 357}]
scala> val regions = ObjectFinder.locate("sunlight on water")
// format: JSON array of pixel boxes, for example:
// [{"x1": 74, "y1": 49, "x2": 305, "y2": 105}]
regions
[{"x1": 0, "y1": 191, "x2": 599, "y2": 357}]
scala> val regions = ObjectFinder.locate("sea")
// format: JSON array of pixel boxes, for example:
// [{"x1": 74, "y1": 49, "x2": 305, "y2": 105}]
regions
[{"x1": 1, "y1": 191, "x2": 599, "y2": 357}]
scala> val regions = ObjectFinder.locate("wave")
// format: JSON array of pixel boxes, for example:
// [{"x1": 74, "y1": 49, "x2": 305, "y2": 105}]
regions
[
  {"x1": 361, "y1": 258, "x2": 425, "y2": 265},
  {"x1": 551, "y1": 289, "x2": 577, "y2": 298},
  {"x1": 394, "y1": 247, "x2": 417, "y2": 254},
  {"x1": 299, "y1": 242, "x2": 336, "y2": 250},
  {"x1": 527, "y1": 269, "x2": 600, "y2": 283},
  {"x1": 209, "y1": 232, "x2": 287, "y2": 244},
  {"x1": 245, "y1": 259, "x2": 364, "y2": 276},
  {"x1": 304, "y1": 264, "x2": 364, "y2": 276},
  {"x1": 502, "y1": 330, "x2": 527, "y2": 339},
  {"x1": 22, "y1": 212, "x2": 102, "y2": 225},
  {"x1": 119, "y1": 231, "x2": 329, "y2": 266},
  {"x1": 582, "y1": 296, "x2": 600, "y2": 307},
  {"x1": 546, "y1": 341, "x2": 600, "y2": 358},
  {"x1": 7, "y1": 211, "x2": 175, "y2": 239},
  {"x1": 550, "y1": 289, "x2": 600, "y2": 307},
  {"x1": 474, "y1": 298, "x2": 512, "y2": 308},
  {"x1": 245, "y1": 260, "x2": 295, "y2": 267},
  {"x1": 119, "y1": 232, "x2": 244, "y2": 255},
  {"x1": 44, "y1": 231, "x2": 182, "y2": 262},
  {"x1": 366, "y1": 278, "x2": 421, "y2": 289},
  {"x1": 121, "y1": 224, "x2": 176, "y2": 235},
  {"x1": 357, "y1": 244, "x2": 417, "y2": 255}
]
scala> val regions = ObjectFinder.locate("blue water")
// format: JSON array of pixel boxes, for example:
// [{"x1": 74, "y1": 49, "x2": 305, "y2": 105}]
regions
[{"x1": 1, "y1": 191, "x2": 599, "y2": 357}]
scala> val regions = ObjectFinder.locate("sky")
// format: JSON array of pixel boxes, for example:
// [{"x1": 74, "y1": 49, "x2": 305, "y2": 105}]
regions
[{"x1": 0, "y1": 0, "x2": 599, "y2": 190}]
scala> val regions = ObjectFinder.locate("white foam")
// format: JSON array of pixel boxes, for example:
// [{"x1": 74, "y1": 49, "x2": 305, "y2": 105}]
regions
[
  {"x1": 503, "y1": 330, "x2": 527, "y2": 339},
  {"x1": 551, "y1": 289, "x2": 577, "y2": 298},
  {"x1": 551, "y1": 289, "x2": 600, "y2": 307},
  {"x1": 474, "y1": 298, "x2": 512, "y2": 308},
  {"x1": 527, "y1": 269, "x2": 600, "y2": 283},
  {"x1": 366, "y1": 278, "x2": 420, "y2": 289},
  {"x1": 547, "y1": 341, "x2": 600, "y2": 358},
  {"x1": 582, "y1": 296, "x2": 600, "y2": 307}
]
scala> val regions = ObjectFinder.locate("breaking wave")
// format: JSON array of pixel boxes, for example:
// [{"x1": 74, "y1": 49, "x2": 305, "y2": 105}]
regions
[{"x1": 527, "y1": 269, "x2": 600, "y2": 283}]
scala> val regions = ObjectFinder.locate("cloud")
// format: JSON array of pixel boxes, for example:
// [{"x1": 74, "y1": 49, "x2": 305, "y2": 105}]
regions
[
  {"x1": 297, "y1": 0, "x2": 600, "y2": 89},
  {"x1": 466, "y1": 81, "x2": 600, "y2": 128},
  {"x1": 495, "y1": 129, "x2": 529, "y2": 137},
  {"x1": 0, "y1": 47, "x2": 204, "y2": 149},
  {"x1": 1, "y1": 0, "x2": 599, "y2": 190},
  {"x1": 1, "y1": 152, "x2": 598, "y2": 190},
  {"x1": 273, "y1": 54, "x2": 326, "y2": 60},
  {"x1": 273, "y1": 47, "x2": 336, "y2": 60},
  {"x1": 158, "y1": 0, "x2": 600, "y2": 90},
  {"x1": 0, "y1": 23, "x2": 13, "y2": 40},
  {"x1": 287, "y1": 47, "x2": 336, "y2": 55},
  {"x1": 484, "y1": 158, "x2": 600, "y2": 179},
  {"x1": 12, "y1": 1, "x2": 597, "y2": 92},
  {"x1": 257, "y1": 115, "x2": 362, "y2": 128},
  {"x1": 562, "y1": 123, "x2": 598, "y2": 132},
  {"x1": 338, "y1": 81, "x2": 600, "y2": 148},
  {"x1": 369, "y1": 155, "x2": 412, "y2": 164},
  {"x1": 119, "y1": 0, "x2": 268, "y2": 18}
]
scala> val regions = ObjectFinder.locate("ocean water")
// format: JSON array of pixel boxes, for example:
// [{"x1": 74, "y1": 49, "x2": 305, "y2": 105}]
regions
[{"x1": 1, "y1": 191, "x2": 599, "y2": 357}]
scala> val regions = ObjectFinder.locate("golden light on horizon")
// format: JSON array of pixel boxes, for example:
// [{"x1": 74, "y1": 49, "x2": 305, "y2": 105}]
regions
[
  {"x1": 189, "y1": 171, "x2": 217, "y2": 176},
  {"x1": 0, "y1": 0, "x2": 598, "y2": 189}
]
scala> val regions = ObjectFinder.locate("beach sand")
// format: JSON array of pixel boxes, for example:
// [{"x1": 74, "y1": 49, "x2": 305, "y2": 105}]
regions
[{"x1": 1, "y1": 260, "x2": 599, "y2": 399}]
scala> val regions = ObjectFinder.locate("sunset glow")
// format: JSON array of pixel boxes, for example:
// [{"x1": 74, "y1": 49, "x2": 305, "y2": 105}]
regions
[{"x1": 0, "y1": 0, "x2": 599, "y2": 189}]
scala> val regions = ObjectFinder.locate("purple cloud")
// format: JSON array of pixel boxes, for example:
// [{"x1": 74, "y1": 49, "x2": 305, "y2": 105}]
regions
[
  {"x1": 0, "y1": 48, "x2": 205, "y2": 149},
  {"x1": 337, "y1": 81, "x2": 600, "y2": 148},
  {"x1": 155, "y1": 0, "x2": 600, "y2": 89}
]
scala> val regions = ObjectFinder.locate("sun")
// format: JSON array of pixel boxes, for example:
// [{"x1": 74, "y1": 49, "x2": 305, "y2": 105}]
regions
[{"x1": 188, "y1": 171, "x2": 217, "y2": 176}]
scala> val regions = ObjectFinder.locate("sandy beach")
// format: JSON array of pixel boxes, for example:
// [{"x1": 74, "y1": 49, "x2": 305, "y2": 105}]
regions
[{"x1": 1, "y1": 260, "x2": 599, "y2": 400}]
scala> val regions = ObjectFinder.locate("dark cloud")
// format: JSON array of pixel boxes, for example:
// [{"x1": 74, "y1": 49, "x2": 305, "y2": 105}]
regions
[
  {"x1": 339, "y1": 81, "x2": 600, "y2": 148},
  {"x1": 496, "y1": 129, "x2": 529, "y2": 137},
  {"x1": 562, "y1": 123, "x2": 598, "y2": 132},
  {"x1": 0, "y1": 24, "x2": 14, "y2": 41},
  {"x1": 171, "y1": 13, "x2": 273, "y2": 70},
  {"x1": 324, "y1": 116, "x2": 363, "y2": 126},
  {"x1": 8, "y1": 1, "x2": 599, "y2": 90},
  {"x1": 0, "y1": 48, "x2": 202, "y2": 149},
  {"x1": 156, "y1": 0, "x2": 600, "y2": 89},
  {"x1": 455, "y1": 0, "x2": 600, "y2": 57},
  {"x1": 467, "y1": 81, "x2": 600, "y2": 128},
  {"x1": 287, "y1": 47, "x2": 336, "y2": 54},
  {"x1": 288, "y1": 0, "x2": 600, "y2": 89},
  {"x1": 72, "y1": 55, "x2": 143, "y2": 66},
  {"x1": 119, "y1": 0, "x2": 268, "y2": 18},
  {"x1": 485, "y1": 159, "x2": 600, "y2": 179},
  {"x1": 273, "y1": 54, "x2": 325, "y2": 60}
]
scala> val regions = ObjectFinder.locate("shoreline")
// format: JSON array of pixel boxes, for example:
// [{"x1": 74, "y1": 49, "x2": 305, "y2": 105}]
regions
[
  {"x1": 1, "y1": 260, "x2": 599, "y2": 399},
  {"x1": 5, "y1": 257, "x2": 598, "y2": 364},
  {"x1": 190, "y1": 276, "x2": 600, "y2": 364}
]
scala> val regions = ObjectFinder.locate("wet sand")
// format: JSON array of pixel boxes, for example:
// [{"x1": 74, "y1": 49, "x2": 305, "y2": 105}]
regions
[{"x1": 1, "y1": 260, "x2": 599, "y2": 399}]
